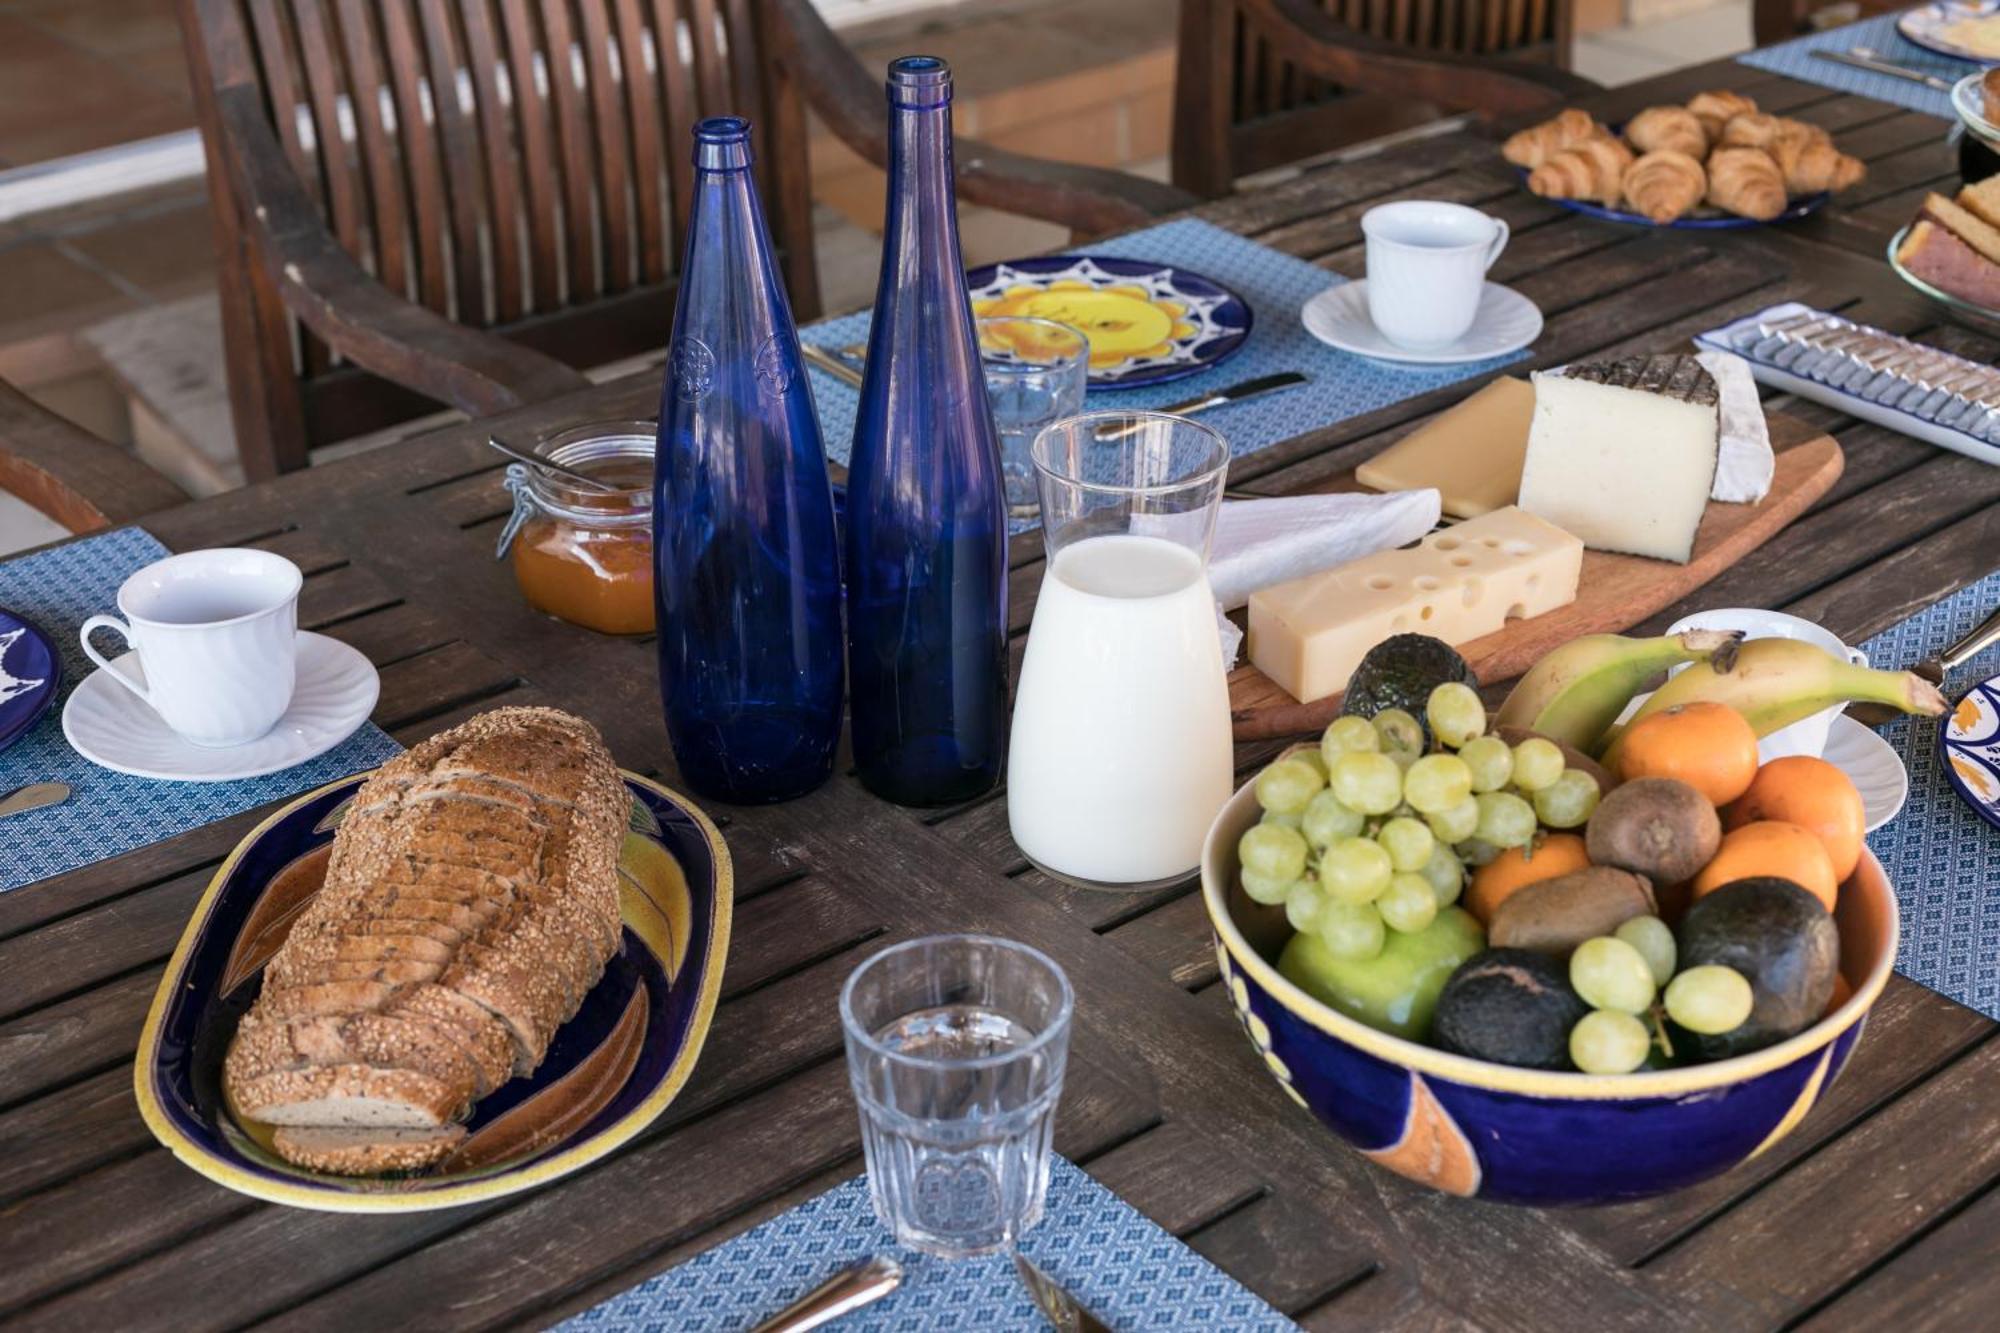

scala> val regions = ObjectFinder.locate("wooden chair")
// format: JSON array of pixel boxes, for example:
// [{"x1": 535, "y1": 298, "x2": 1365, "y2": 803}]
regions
[
  {"x1": 176, "y1": 0, "x2": 1195, "y2": 481},
  {"x1": 0, "y1": 378, "x2": 187, "y2": 538},
  {"x1": 1174, "y1": 0, "x2": 1601, "y2": 198}
]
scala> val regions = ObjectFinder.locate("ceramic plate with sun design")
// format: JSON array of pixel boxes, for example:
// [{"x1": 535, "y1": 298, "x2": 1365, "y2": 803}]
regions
[
  {"x1": 134, "y1": 769, "x2": 730, "y2": 1212},
  {"x1": 1943, "y1": 674, "x2": 2000, "y2": 833},
  {"x1": 966, "y1": 254, "x2": 1252, "y2": 388}
]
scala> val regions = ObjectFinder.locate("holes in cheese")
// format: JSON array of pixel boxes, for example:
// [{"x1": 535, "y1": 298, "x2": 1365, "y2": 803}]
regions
[{"x1": 1246, "y1": 506, "x2": 1583, "y2": 704}]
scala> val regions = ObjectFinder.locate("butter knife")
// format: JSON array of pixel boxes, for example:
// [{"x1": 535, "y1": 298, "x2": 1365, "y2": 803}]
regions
[
  {"x1": 749, "y1": 1254, "x2": 902, "y2": 1333},
  {"x1": 1095, "y1": 372, "x2": 1309, "y2": 441},
  {"x1": 0, "y1": 782, "x2": 70, "y2": 820},
  {"x1": 1014, "y1": 1252, "x2": 1110, "y2": 1332},
  {"x1": 801, "y1": 342, "x2": 865, "y2": 389},
  {"x1": 1812, "y1": 48, "x2": 1956, "y2": 93}
]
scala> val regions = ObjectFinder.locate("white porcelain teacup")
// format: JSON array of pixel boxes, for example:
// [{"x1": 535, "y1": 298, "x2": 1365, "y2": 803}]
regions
[
  {"x1": 80, "y1": 548, "x2": 302, "y2": 747},
  {"x1": 1666, "y1": 608, "x2": 1869, "y2": 761},
  {"x1": 1360, "y1": 200, "x2": 1509, "y2": 351}
]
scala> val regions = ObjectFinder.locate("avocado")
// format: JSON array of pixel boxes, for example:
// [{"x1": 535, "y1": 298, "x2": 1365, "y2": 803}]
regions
[
  {"x1": 1432, "y1": 948, "x2": 1590, "y2": 1069},
  {"x1": 1279, "y1": 907, "x2": 1485, "y2": 1040},
  {"x1": 1340, "y1": 634, "x2": 1477, "y2": 735},
  {"x1": 1674, "y1": 877, "x2": 1838, "y2": 1060}
]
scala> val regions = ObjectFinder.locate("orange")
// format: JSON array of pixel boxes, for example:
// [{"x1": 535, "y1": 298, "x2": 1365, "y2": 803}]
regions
[
  {"x1": 1724, "y1": 756, "x2": 1866, "y2": 880},
  {"x1": 1615, "y1": 702, "x2": 1760, "y2": 806},
  {"x1": 1466, "y1": 833, "x2": 1591, "y2": 924},
  {"x1": 1691, "y1": 820, "x2": 1839, "y2": 912},
  {"x1": 1826, "y1": 970, "x2": 1854, "y2": 1019}
]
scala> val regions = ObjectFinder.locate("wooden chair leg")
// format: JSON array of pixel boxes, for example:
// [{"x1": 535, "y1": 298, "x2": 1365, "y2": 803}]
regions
[
  {"x1": 210, "y1": 205, "x2": 311, "y2": 481},
  {"x1": 1174, "y1": 0, "x2": 1243, "y2": 199}
]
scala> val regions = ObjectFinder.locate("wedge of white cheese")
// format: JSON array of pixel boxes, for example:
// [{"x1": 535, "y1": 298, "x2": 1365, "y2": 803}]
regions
[{"x1": 1518, "y1": 356, "x2": 1721, "y2": 564}]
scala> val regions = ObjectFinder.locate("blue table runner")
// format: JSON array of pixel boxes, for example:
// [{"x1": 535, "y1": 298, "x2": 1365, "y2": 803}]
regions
[
  {"x1": 0, "y1": 527, "x2": 402, "y2": 893},
  {"x1": 560, "y1": 1155, "x2": 1294, "y2": 1331},
  {"x1": 1737, "y1": 12, "x2": 1972, "y2": 120}
]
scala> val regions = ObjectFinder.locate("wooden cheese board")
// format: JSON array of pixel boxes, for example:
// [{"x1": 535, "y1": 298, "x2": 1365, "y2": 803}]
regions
[{"x1": 1227, "y1": 411, "x2": 1845, "y2": 740}]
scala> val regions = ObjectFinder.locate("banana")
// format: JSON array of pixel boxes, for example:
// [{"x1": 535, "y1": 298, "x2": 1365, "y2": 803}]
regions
[
  {"x1": 1494, "y1": 629, "x2": 1745, "y2": 753},
  {"x1": 1599, "y1": 637, "x2": 1949, "y2": 767}
]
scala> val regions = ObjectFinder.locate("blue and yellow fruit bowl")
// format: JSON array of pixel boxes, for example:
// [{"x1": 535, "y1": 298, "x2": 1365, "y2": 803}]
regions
[{"x1": 1200, "y1": 774, "x2": 1898, "y2": 1206}]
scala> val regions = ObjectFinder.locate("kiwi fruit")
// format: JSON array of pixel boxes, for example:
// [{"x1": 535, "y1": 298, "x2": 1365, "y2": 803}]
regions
[{"x1": 1584, "y1": 777, "x2": 1721, "y2": 887}]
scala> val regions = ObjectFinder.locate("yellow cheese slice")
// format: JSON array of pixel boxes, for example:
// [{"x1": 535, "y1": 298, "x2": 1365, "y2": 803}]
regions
[
  {"x1": 1355, "y1": 377, "x2": 1535, "y2": 519},
  {"x1": 1247, "y1": 506, "x2": 1583, "y2": 704}
]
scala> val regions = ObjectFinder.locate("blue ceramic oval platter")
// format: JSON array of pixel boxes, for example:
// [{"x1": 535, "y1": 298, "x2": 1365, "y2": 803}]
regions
[
  {"x1": 135, "y1": 769, "x2": 731, "y2": 1212},
  {"x1": 0, "y1": 607, "x2": 60, "y2": 755},
  {"x1": 966, "y1": 254, "x2": 1252, "y2": 388},
  {"x1": 1943, "y1": 673, "x2": 2000, "y2": 832},
  {"x1": 1528, "y1": 177, "x2": 1829, "y2": 230}
]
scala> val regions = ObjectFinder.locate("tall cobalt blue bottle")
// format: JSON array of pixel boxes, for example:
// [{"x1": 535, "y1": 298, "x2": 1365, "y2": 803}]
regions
[
  {"x1": 845, "y1": 57, "x2": 1009, "y2": 807},
  {"x1": 655, "y1": 118, "x2": 843, "y2": 804}
]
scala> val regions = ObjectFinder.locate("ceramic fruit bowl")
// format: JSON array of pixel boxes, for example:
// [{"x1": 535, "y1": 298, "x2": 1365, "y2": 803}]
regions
[{"x1": 1199, "y1": 770, "x2": 1897, "y2": 1206}]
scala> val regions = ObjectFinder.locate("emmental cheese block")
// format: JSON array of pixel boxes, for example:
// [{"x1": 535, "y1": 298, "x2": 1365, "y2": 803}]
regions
[
  {"x1": 1355, "y1": 377, "x2": 1536, "y2": 519},
  {"x1": 1247, "y1": 506, "x2": 1583, "y2": 704},
  {"x1": 1518, "y1": 355, "x2": 1720, "y2": 564}
]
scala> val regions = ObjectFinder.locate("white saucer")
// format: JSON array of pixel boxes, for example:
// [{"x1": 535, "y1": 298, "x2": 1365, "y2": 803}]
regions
[
  {"x1": 63, "y1": 632, "x2": 379, "y2": 782},
  {"x1": 1823, "y1": 714, "x2": 1908, "y2": 833},
  {"x1": 1301, "y1": 280, "x2": 1543, "y2": 364}
]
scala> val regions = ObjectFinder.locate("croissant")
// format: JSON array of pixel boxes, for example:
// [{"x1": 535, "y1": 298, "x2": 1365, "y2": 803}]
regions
[
  {"x1": 1503, "y1": 108, "x2": 1605, "y2": 169},
  {"x1": 1621, "y1": 151, "x2": 1708, "y2": 223},
  {"x1": 1686, "y1": 89, "x2": 1759, "y2": 139},
  {"x1": 1769, "y1": 133, "x2": 1865, "y2": 194},
  {"x1": 1625, "y1": 106, "x2": 1707, "y2": 158},
  {"x1": 1716, "y1": 112, "x2": 1782, "y2": 150},
  {"x1": 1705, "y1": 147, "x2": 1788, "y2": 221},
  {"x1": 1528, "y1": 135, "x2": 1634, "y2": 207}
]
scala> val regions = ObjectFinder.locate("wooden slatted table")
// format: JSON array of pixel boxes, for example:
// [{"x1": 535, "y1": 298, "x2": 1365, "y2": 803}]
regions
[{"x1": 6, "y1": 55, "x2": 1999, "y2": 1331}]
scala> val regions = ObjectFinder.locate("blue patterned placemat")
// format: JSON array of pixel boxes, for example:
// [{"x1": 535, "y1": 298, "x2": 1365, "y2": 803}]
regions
[
  {"x1": 560, "y1": 1155, "x2": 1294, "y2": 1332},
  {"x1": 1862, "y1": 566, "x2": 2000, "y2": 1018},
  {"x1": 804, "y1": 217, "x2": 1529, "y2": 531},
  {"x1": 1737, "y1": 13, "x2": 1970, "y2": 120},
  {"x1": 0, "y1": 527, "x2": 403, "y2": 894}
]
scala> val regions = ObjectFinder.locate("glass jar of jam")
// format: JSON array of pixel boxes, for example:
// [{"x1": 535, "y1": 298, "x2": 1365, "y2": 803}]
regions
[{"x1": 496, "y1": 422, "x2": 655, "y2": 635}]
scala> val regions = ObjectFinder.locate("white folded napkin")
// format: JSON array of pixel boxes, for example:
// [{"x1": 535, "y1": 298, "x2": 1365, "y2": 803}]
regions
[
  {"x1": 1695, "y1": 349, "x2": 1774, "y2": 504},
  {"x1": 1206, "y1": 488, "x2": 1442, "y2": 668}
]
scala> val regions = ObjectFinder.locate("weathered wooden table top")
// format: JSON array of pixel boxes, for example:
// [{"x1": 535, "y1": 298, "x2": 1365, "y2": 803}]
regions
[{"x1": 6, "y1": 55, "x2": 1999, "y2": 1332}]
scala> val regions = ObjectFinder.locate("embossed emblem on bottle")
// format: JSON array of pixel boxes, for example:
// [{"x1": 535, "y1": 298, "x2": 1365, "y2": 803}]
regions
[
  {"x1": 671, "y1": 338, "x2": 715, "y2": 400},
  {"x1": 753, "y1": 334, "x2": 794, "y2": 399}
]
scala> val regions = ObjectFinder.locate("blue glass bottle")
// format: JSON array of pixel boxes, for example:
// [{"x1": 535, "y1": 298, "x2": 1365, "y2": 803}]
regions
[
  {"x1": 655, "y1": 117, "x2": 844, "y2": 804},
  {"x1": 845, "y1": 57, "x2": 1009, "y2": 807}
]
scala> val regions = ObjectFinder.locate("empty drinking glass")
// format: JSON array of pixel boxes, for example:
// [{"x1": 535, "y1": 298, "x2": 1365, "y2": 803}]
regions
[
  {"x1": 978, "y1": 316, "x2": 1089, "y2": 518},
  {"x1": 840, "y1": 935, "x2": 1074, "y2": 1258}
]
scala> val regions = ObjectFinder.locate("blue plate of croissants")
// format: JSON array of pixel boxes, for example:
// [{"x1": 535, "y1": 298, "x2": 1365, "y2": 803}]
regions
[{"x1": 1500, "y1": 89, "x2": 1861, "y2": 228}]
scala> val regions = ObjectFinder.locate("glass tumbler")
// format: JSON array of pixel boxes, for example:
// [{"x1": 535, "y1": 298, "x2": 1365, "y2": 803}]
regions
[
  {"x1": 841, "y1": 935, "x2": 1074, "y2": 1258},
  {"x1": 977, "y1": 316, "x2": 1089, "y2": 519},
  {"x1": 1007, "y1": 411, "x2": 1234, "y2": 891}
]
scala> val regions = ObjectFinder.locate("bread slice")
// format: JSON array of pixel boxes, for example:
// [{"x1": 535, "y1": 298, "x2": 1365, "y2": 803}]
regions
[
  {"x1": 272, "y1": 1125, "x2": 466, "y2": 1174},
  {"x1": 251, "y1": 980, "x2": 398, "y2": 1021},
  {"x1": 228, "y1": 1013, "x2": 481, "y2": 1095},
  {"x1": 1899, "y1": 219, "x2": 2000, "y2": 308},
  {"x1": 389, "y1": 984, "x2": 517, "y2": 1094},
  {"x1": 231, "y1": 1063, "x2": 470, "y2": 1128},
  {"x1": 1920, "y1": 192, "x2": 2000, "y2": 266},
  {"x1": 1959, "y1": 175, "x2": 2000, "y2": 234}
]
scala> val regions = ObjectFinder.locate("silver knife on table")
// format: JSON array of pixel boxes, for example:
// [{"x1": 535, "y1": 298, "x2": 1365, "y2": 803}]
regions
[
  {"x1": 1811, "y1": 48, "x2": 1956, "y2": 93},
  {"x1": 748, "y1": 1254, "x2": 902, "y2": 1333},
  {"x1": 1014, "y1": 1252, "x2": 1111, "y2": 1332},
  {"x1": 1094, "y1": 371, "x2": 1309, "y2": 441}
]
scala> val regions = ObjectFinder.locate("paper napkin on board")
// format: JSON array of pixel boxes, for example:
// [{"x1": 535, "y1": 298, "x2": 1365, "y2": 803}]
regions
[
  {"x1": 1696, "y1": 349, "x2": 1775, "y2": 504},
  {"x1": 1208, "y1": 488, "x2": 1442, "y2": 668}
]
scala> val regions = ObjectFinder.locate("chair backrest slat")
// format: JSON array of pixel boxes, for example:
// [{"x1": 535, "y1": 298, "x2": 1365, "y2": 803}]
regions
[
  {"x1": 649, "y1": 0, "x2": 702, "y2": 261},
  {"x1": 290, "y1": 0, "x2": 369, "y2": 261},
  {"x1": 414, "y1": 1, "x2": 494, "y2": 322},
  {"x1": 575, "y1": 0, "x2": 636, "y2": 292},
  {"x1": 376, "y1": 0, "x2": 453, "y2": 314},
  {"x1": 452, "y1": 0, "x2": 529, "y2": 321},
  {"x1": 331, "y1": 0, "x2": 413, "y2": 300},
  {"x1": 611, "y1": 0, "x2": 668, "y2": 284}
]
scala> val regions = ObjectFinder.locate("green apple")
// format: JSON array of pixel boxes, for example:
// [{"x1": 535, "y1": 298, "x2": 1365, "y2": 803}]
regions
[{"x1": 1279, "y1": 907, "x2": 1485, "y2": 1040}]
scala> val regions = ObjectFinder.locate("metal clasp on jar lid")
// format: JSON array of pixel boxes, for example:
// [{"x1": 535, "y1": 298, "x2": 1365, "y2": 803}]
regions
[{"x1": 494, "y1": 421, "x2": 657, "y2": 560}]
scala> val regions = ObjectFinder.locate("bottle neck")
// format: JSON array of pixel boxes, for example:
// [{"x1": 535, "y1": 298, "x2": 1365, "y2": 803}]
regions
[{"x1": 884, "y1": 100, "x2": 960, "y2": 272}]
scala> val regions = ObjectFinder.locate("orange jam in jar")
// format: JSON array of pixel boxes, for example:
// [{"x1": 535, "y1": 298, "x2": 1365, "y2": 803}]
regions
[{"x1": 497, "y1": 422, "x2": 656, "y2": 635}]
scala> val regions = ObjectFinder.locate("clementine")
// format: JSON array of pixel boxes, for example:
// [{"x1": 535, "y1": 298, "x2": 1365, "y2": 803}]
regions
[
  {"x1": 1691, "y1": 820, "x2": 1839, "y2": 912},
  {"x1": 1724, "y1": 756, "x2": 1866, "y2": 880},
  {"x1": 1466, "y1": 832, "x2": 1591, "y2": 924},
  {"x1": 1615, "y1": 701, "x2": 1760, "y2": 806}
]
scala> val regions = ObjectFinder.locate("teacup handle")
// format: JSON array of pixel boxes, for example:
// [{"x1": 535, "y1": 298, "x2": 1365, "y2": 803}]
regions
[
  {"x1": 78, "y1": 615, "x2": 153, "y2": 706},
  {"x1": 1483, "y1": 219, "x2": 1510, "y2": 272},
  {"x1": 1846, "y1": 645, "x2": 1870, "y2": 668}
]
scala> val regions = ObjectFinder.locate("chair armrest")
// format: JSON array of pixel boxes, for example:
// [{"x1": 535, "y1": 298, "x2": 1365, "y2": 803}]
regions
[
  {"x1": 214, "y1": 86, "x2": 589, "y2": 418},
  {"x1": 762, "y1": 0, "x2": 1196, "y2": 234},
  {"x1": 1244, "y1": 0, "x2": 1600, "y2": 115},
  {"x1": 0, "y1": 379, "x2": 186, "y2": 534}
]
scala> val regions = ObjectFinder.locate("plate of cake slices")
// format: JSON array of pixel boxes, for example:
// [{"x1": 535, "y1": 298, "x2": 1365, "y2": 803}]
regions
[
  {"x1": 133, "y1": 706, "x2": 732, "y2": 1211},
  {"x1": 1891, "y1": 176, "x2": 2000, "y2": 319},
  {"x1": 1500, "y1": 90, "x2": 1864, "y2": 228}
]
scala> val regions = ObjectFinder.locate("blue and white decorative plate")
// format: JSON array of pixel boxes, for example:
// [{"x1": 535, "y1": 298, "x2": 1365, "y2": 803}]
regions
[
  {"x1": 0, "y1": 607, "x2": 59, "y2": 756},
  {"x1": 965, "y1": 254, "x2": 1251, "y2": 388},
  {"x1": 1943, "y1": 673, "x2": 2000, "y2": 832},
  {"x1": 1899, "y1": 3, "x2": 2000, "y2": 64},
  {"x1": 134, "y1": 769, "x2": 731, "y2": 1212}
]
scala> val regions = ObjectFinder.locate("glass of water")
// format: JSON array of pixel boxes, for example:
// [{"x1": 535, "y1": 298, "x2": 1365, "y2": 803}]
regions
[
  {"x1": 977, "y1": 316, "x2": 1090, "y2": 519},
  {"x1": 840, "y1": 934, "x2": 1074, "y2": 1258}
]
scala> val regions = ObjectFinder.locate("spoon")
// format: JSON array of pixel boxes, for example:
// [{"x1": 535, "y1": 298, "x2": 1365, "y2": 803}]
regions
[
  {"x1": 1849, "y1": 600, "x2": 2000, "y2": 726},
  {"x1": 484, "y1": 436, "x2": 623, "y2": 494}
]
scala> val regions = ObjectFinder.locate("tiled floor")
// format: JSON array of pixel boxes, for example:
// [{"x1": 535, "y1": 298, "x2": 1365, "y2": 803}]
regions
[{"x1": 1575, "y1": 0, "x2": 1757, "y2": 86}]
